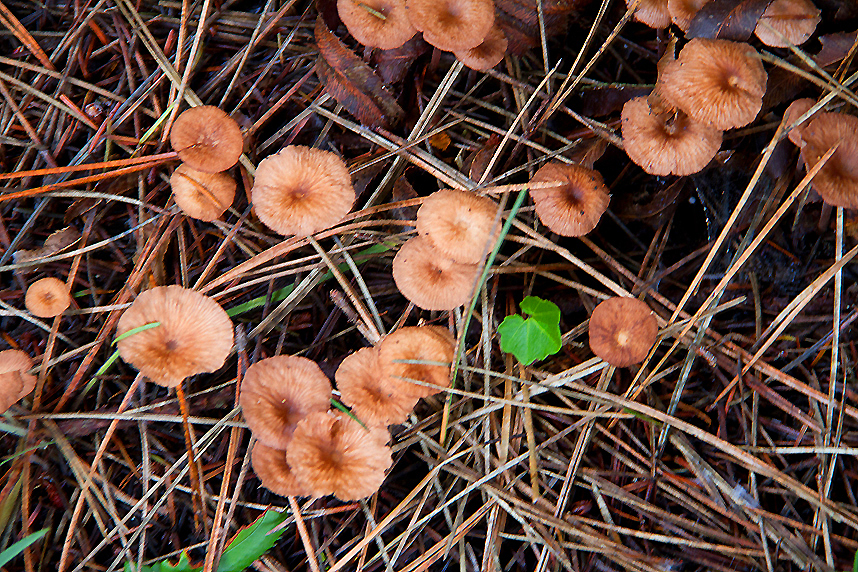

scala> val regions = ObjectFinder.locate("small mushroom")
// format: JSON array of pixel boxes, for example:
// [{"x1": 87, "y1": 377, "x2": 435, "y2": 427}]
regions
[
  {"x1": 170, "y1": 164, "x2": 236, "y2": 221},
  {"x1": 626, "y1": 0, "x2": 671, "y2": 28},
  {"x1": 335, "y1": 347, "x2": 420, "y2": 426},
  {"x1": 799, "y1": 112, "x2": 858, "y2": 209},
  {"x1": 337, "y1": 0, "x2": 416, "y2": 49},
  {"x1": 377, "y1": 325, "x2": 455, "y2": 398},
  {"x1": 287, "y1": 410, "x2": 392, "y2": 501},
  {"x1": 528, "y1": 162, "x2": 610, "y2": 237},
  {"x1": 667, "y1": 0, "x2": 710, "y2": 30},
  {"x1": 453, "y1": 25, "x2": 508, "y2": 71},
  {"x1": 392, "y1": 236, "x2": 480, "y2": 310},
  {"x1": 0, "y1": 349, "x2": 36, "y2": 413},
  {"x1": 658, "y1": 38, "x2": 767, "y2": 130},
  {"x1": 25, "y1": 277, "x2": 71, "y2": 318},
  {"x1": 754, "y1": 0, "x2": 820, "y2": 48},
  {"x1": 115, "y1": 285, "x2": 234, "y2": 387},
  {"x1": 251, "y1": 441, "x2": 312, "y2": 497},
  {"x1": 240, "y1": 355, "x2": 333, "y2": 449},
  {"x1": 588, "y1": 297, "x2": 659, "y2": 368},
  {"x1": 251, "y1": 145, "x2": 356, "y2": 237},
  {"x1": 405, "y1": 0, "x2": 495, "y2": 52},
  {"x1": 782, "y1": 98, "x2": 817, "y2": 147},
  {"x1": 170, "y1": 106, "x2": 244, "y2": 173},
  {"x1": 416, "y1": 189, "x2": 500, "y2": 264}
]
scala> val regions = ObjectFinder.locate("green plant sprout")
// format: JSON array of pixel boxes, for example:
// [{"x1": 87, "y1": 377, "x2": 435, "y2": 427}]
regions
[
  {"x1": 497, "y1": 296, "x2": 562, "y2": 366},
  {"x1": 124, "y1": 509, "x2": 287, "y2": 572}
]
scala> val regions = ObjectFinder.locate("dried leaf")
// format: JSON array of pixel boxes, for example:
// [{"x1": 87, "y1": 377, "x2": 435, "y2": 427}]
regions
[
  {"x1": 374, "y1": 35, "x2": 430, "y2": 85},
  {"x1": 314, "y1": 17, "x2": 404, "y2": 129},
  {"x1": 13, "y1": 226, "x2": 81, "y2": 264},
  {"x1": 464, "y1": 134, "x2": 501, "y2": 182},
  {"x1": 813, "y1": 31, "x2": 858, "y2": 69},
  {"x1": 576, "y1": 86, "x2": 651, "y2": 117},
  {"x1": 687, "y1": 0, "x2": 773, "y2": 41},
  {"x1": 495, "y1": 0, "x2": 589, "y2": 54},
  {"x1": 390, "y1": 176, "x2": 419, "y2": 224}
]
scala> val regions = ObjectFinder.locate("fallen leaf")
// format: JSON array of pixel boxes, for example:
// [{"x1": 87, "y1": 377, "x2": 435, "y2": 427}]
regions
[
  {"x1": 687, "y1": 0, "x2": 773, "y2": 41},
  {"x1": 374, "y1": 35, "x2": 430, "y2": 85},
  {"x1": 13, "y1": 226, "x2": 81, "y2": 264},
  {"x1": 464, "y1": 134, "x2": 501, "y2": 182},
  {"x1": 813, "y1": 31, "x2": 858, "y2": 69},
  {"x1": 575, "y1": 86, "x2": 651, "y2": 118},
  {"x1": 315, "y1": 17, "x2": 404, "y2": 129},
  {"x1": 495, "y1": 0, "x2": 591, "y2": 54}
]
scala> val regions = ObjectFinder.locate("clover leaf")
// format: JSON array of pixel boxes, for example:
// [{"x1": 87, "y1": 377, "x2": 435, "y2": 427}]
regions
[{"x1": 497, "y1": 296, "x2": 562, "y2": 365}]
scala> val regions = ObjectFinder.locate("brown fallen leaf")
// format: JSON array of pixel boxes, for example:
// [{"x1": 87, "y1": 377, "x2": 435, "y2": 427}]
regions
[
  {"x1": 813, "y1": 31, "x2": 858, "y2": 69},
  {"x1": 576, "y1": 86, "x2": 651, "y2": 118},
  {"x1": 464, "y1": 134, "x2": 501, "y2": 182},
  {"x1": 314, "y1": 17, "x2": 404, "y2": 129},
  {"x1": 13, "y1": 226, "x2": 81, "y2": 264},
  {"x1": 687, "y1": 0, "x2": 774, "y2": 41},
  {"x1": 374, "y1": 35, "x2": 431, "y2": 85},
  {"x1": 495, "y1": 0, "x2": 593, "y2": 55}
]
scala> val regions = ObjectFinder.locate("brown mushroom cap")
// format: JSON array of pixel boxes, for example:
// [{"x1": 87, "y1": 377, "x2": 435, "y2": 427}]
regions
[
  {"x1": 116, "y1": 285, "x2": 234, "y2": 387},
  {"x1": 335, "y1": 347, "x2": 420, "y2": 426},
  {"x1": 627, "y1": 0, "x2": 671, "y2": 28},
  {"x1": 406, "y1": 0, "x2": 495, "y2": 51},
  {"x1": 782, "y1": 98, "x2": 816, "y2": 147},
  {"x1": 392, "y1": 236, "x2": 480, "y2": 310},
  {"x1": 799, "y1": 112, "x2": 858, "y2": 208},
  {"x1": 338, "y1": 0, "x2": 416, "y2": 49},
  {"x1": 287, "y1": 410, "x2": 392, "y2": 501},
  {"x1": 416, "y1": 189, "x2": 500, "y2": 264},
  {"x1": 251, "y1": 441, "x2": 312, "y2": 497},
  {"x1": 453, "y1": 25, "x2": 508, "y2": 71},
  {"x1": 754, "y1": 0, "x2": 820, "y2": 48},
  {"x1": 621, "y1": 96, "x2": 722, "y2": 176},
  {"x1": 170, "y1": 106, "x2": 244, "y2": 173},
  {"x1": 528, "y1": 162, "x2": 610, "y2": 236},
  {"x1": 170, "y1": 164, "x2": 236, "y2": 222},
  {"x1": 377, "y1": 325, "x2": 455, "y2": 398},
  {"x1": 0, "y1": 349, "x2": 36, "y2": 413},
  {"x1": 667, "y1": 0, "x2": 710, "y2": 31},
  {"x1": 658, "y1": 38, "x2": 767, "y2": 131},
  {"x1": 589, "y1": 297, "x2": 658, "y2": 368},
  {"x1": 240, "y1": 355, "x2": 333, "y2": 449},
  {"x1": 251, "y1": 145, "x2": 356, "y2": 237},
  {"x1": 25, "y1": 277, "x2": 70, "y2": 318}
]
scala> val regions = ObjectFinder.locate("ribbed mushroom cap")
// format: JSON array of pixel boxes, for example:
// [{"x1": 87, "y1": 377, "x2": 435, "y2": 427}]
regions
[
  {"x1": 754, "y1": 0, "x2": 820, "y2": 48},
  {"x1": 338, "y1": 0, "x2": 416, "y2": 49},
  {"x1": 416, "y1": 189, "x2": 500, "y2": 264},
  {"x1": 116, "y1": 285, "x2": 234, "y2": 387},
  {"x1": 453, "y1": 25, "x2": 508, "y2": 71},
  {"x1": 667, "y1": 0, "x2": 710, "y2": 30},
  {"x1": 626, "y1": 0, "x2": 671, "y2": 28},
  {"x1": 621, "y1": 96, "x2": 722, "y2": 176},
  {"x1": 240, "y1": 355, "x2": 333, "y2": 449},
  {"x1": 392, "y1": 236, "x2": 480, "y2": 310},
  {"x1": 287, "y1": 411, "x2": 392, "y2": 501},
  {"x1": 406, "y1": 0, "x2": 495, "y2": 51},
  {"x1": 335, "y1": 347, "x2": 420, "y2": 426},
  {"x1": 170, "y1": 164, "x2": 236, "y2": 222},
  {"x1": 528, "y1": 162, "x2": 610, "y2": 237},
  {"x1": 252, "y1": 441, "x2": 312, "y2": 497},
  {"x1": 170, "y1": 106, "x2": 244, "y2": 173},
  {"x1": 0, "y1": 349, "x2": 36, "y2": 413},
  {"x1": 589, "y1": 297, "x2": 658, "y2": 368},
  {"x1": 658, "y1": 38, "x2": 768, "y2": 130},
  {"x1": 25, "y1": 277, "x2": 70, "y2": 318},
  {"x1": 782, "y1": 98, "x2": 816, "y2": 147},
  {"x1": 251, "y1": 146, "x2": 356, "y2": 237},
  {"x1": 800, "y1": 112, "x2": 858, "y2": 208},
  {"x1": 377, "y1": 325, "x2": 455, "y2": 398}
]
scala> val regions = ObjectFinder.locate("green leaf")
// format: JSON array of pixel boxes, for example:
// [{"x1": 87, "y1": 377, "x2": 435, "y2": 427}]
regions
[
  {"x1": 497, "y1": 296, "x2": 562, "y2": 365},
  {"x1": 0, "y1": 528, "x2": 49, "y2": 568},
  {"x1": 217, "y1": 509, "x2": 288, "y2": 571}
]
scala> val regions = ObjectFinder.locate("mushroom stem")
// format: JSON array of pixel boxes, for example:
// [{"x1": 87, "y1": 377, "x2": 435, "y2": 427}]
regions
[{"x1": 176, "y1": 384, "x2": 207, "y2": 535}]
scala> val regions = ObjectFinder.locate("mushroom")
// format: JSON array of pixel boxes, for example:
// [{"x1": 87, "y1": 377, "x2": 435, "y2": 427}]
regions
[
  {"x1": 115, "y1": 285, "x2": 234, "y2": 387},
  {"x1": 287, "y1": 410, "x2": 392, "y2": 501},
  {"x1": 754, "y1": 0, "x2": 820, "y2": 48},
  {"x1": 240, "y1": 355, "x2": 333, "y2": 449},
  {"x1": 528, "y1": 162, "x2": 610, "y2": 237},
  {"x1": 666, "y1": 0, "x2": 710, "y2": 31},
  {"x1": 658, "y1": 38, "x2": 768, "y2": 130},
  {"x1": 588, "y1": 297, "x2": 659, "y2": 367},
  {"x1": 170, "y1": 164, "x2": 236, "y2": 222},
  {"x1": 377, "y1": 325, "x2": 455, "y2": 398},
  {"x1": 170, "y1": 106, "x2": 244, "y2": 173},
  {"x1": 335, "y1": 347, "x2": 420, "y2": 426},
  {"x1": 251, "y1": 441, "x2": 312, "y2": 497},
  {"x1": 416, "y1": 189, "x2": 501, "y2": 264},
  {"x1": 405, "y1": 0, "x2": 495, "y2": 52},
  {"x1": 25, "y1": 277, "x2": 71, "y2": 318},
  {"x1": 453, "y1": 24, "x2": 508, "y2": 71},
  {"x1": 799, "y1": 112, "x2": 858, "y2": 209},
  {"x1": 337, "y1": 0, "x2": 416, "y2": 49},
  {"x1": 392, "y1": 236, "x2": 480, "y2": 310},
  {"x1": 626, "y1": 0, "x2": 671, "y2": 28},
  {"x1": 250, "y1": 145, "x2": 356, "y2": 237},
  {"x1": 782, "y1": 97, "x2": 816, "y2": 147},
  {"x1": 0, "y1": 349, "x2": 36, "y2": 413},
  {"x1": 621, "y1": 95, "x2": 722, "y2": 176}
]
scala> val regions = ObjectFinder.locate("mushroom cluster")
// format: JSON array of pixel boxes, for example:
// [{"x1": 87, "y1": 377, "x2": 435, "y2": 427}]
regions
[
  {"x1": 169, "y1": 106, "x2": 242, "y2": 221},
  {"x1": 393, "y1": 189, "x2": 499, "y2": 310},
  {"x1": 336, "y1": 0, "x2": 508, "y2": 70}
]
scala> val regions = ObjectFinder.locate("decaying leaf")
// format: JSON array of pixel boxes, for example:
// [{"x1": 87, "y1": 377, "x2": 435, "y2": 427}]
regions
[
  {"x1": 373, "y1": 35, "x2": 430, "y2": 85},
  {"x1": 13, "y1": 226, "x2": 81, "y2": 265},
  {"x1": 314, "y1": 17, "x2": 404, "y2": 129},
  {"x1": 495, "y1": 0, "x2": 591, "y2": 55},
  {"x1": 687, "y1": 0, "x2": 773, "y2": 41},
  {"x1": 576, "y1": 86, "x2": 651, "y2": 118},
  {"x1": 464, "y1": 134, "x2": 501, "y2": 182},
  {"x1": 813, "y1": 32, "x2": 858, "y2": 69}
]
